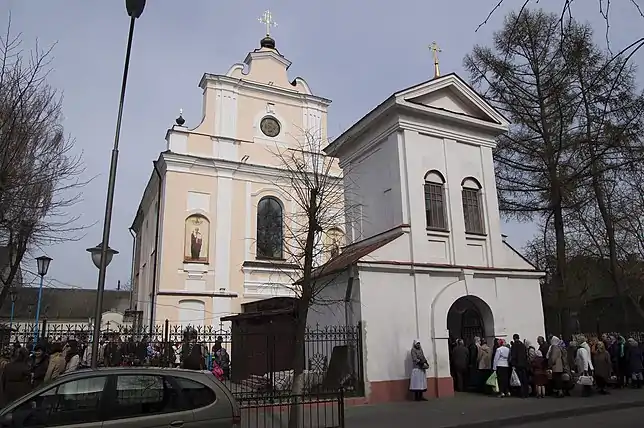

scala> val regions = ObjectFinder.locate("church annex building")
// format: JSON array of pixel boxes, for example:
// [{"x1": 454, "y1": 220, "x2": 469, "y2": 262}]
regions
[{"x1": 129, "y1": 31, "x2": 546, "y2": 402}]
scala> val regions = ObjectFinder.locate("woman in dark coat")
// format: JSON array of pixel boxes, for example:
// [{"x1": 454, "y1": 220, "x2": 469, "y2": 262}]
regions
[
  {"x1": 592, "y1": 342, "x2": 612, "y2": 394},
  {"x1": 31, "y1": 343, "x2": 50, "y2": 388},
  {"x1": 626, "y1": 338, "x2": 643, "y2": 388},
  {"x1": 2, "y1": 348, "x2": 32, "y2": 404}
]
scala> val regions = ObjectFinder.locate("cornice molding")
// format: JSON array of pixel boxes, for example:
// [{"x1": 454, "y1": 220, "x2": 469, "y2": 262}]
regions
[
  {"x1": 199, "y1": 73, "x2": 331, "y2": 107},
  {"x1": 160, "y1": 151, "x2": 343, "y2": 184}
]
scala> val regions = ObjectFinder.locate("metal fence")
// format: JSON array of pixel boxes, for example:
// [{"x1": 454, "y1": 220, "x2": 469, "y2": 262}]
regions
[{"x1": 2, "y1": 319, "x2": 365, "y2": 402}]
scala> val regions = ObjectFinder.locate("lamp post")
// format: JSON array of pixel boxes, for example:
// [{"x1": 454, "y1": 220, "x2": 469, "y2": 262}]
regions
[
  {"x1": 90, "y1": 0, "x2": 145, "y2": 369},
  {"x1": 33, "y1": 256, "x2": 52, "y2": 351},
  {"x1": 87, "y1": 242, "x2": 119, "y2": 365},
  {"x1": 9, "y1": 288, "x2": 17, "y2": 345}
]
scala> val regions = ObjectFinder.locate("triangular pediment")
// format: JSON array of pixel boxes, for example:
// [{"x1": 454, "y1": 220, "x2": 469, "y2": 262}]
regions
[{"x1": 395, "y1": 73, "x2": 509, "y2": 128}]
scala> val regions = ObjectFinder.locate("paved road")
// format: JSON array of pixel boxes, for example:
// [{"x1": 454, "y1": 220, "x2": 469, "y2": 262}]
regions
[
  {"x1": 344, "y1": 390, "x2": 644, "y2": 427},
  {"x1": 516, "y1": 407, "x2": 642, "y2": 427}
]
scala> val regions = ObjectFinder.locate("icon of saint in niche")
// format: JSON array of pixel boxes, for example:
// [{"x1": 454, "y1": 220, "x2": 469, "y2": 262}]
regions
[
  {"x1": 184, "y1": 215, "x2": 209, "y2": 263},
  {"x1": 191, "y1": 227, "x2": 202, "y2": 260}
]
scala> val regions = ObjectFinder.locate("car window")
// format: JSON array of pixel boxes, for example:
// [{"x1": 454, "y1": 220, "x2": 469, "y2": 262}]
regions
[
  {"x1": 108, "y1": 374, "x2": 181, "y2": 420},
  {"x1": 10, "y1": 376, "x2": 107, "y2": 427},
  {"x1": 174, "y1": 377, "x2": 217, "y2": 410}
]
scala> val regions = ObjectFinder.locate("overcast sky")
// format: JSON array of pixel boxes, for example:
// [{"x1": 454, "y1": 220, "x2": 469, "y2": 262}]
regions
[{"x1": 2, "y1": 0, "x2": 643, "y2": 290}]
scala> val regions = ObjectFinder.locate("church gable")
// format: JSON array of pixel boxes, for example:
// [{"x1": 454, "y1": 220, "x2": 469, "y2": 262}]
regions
[
  {"x1": 406, "y1": 87, "x2": 491, "y2": 122},
  {"x1": 395, "y1": 73, "x2": 509, "y2": 128}
]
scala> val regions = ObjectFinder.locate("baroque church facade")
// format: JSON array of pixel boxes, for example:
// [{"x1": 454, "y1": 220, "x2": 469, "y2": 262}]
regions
[
  {"x1": 131, "y1": 28, "x2": 546, "y2": 401},
  {"x1": 131, "y1": 34, "x2": 341, "y2": 328}
]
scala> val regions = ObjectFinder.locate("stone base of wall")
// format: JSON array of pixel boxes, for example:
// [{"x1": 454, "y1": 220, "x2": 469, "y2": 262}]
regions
[{"x1": 367, "y1": 377, "x2": 454, "y2": 403}]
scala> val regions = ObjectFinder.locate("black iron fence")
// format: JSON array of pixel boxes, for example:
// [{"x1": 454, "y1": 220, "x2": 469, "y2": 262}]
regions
[{"x1": 2, "y1": 320, "x2": 365, "y2": 404}]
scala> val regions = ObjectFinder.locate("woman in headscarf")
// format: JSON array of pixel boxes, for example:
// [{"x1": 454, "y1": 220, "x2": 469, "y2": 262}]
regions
[
  {"x1": 492, "y1": 339, "x2": 511, "y2": 397},
  {"x1": 617, "y1": 336, "x2": 628, "y2": 387},
  {"x1": 409, "y1": 340, "x2": 428, "y2": 401},
  {"x1": 576, "y1": 338, "x2": 594, "y2": 397},
  {"x1": 547, "y1": 336, "x2": 565, "y2": 397},
  {"x1": 593, "y1": 341, "x2": 612, "y2": 395},
  {"x1": 531, "y1": 350, "x2": 548, "y2": 398}
]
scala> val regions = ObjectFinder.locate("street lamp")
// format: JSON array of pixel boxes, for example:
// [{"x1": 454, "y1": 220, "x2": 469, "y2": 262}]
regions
[
  {"x1": 33, "y1": 255, "x2": 52, "y2": 351},
  {"x1": 90, "y1": 0, "x2": 146, "y2": 369},
  {"x1": 86, "y1": 243, "x2": 119, "y2": 269},
  {"x1": 9, "y1": 288, "x2": 18, "y2": 345}
]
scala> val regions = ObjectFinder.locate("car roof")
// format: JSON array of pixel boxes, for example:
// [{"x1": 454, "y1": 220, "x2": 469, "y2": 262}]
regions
[{"x1": 61, "y1": 367, "x2": 211, "y2": 379}]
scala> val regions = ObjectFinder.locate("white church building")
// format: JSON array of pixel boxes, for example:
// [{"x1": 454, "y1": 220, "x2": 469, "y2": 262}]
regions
[
  {"x1": 310, "y1": 72, "x2": 546, "y2": 401},
  {"x1": 130, "y1": 23, "x2": 545, "y2": 403}
]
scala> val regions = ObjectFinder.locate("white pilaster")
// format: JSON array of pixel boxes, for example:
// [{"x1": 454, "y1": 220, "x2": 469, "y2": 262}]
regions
[
  {"x1": 214, "y1": 172, "x2": 234, "y2": 290},
  {"x1": 244, "y1": 181, "x2": 252, "y2": 260}
]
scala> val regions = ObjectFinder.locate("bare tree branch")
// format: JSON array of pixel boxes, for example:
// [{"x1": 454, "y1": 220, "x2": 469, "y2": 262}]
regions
[{"x1": 0, "y1": 16, "x2": 90, "y2": 309}]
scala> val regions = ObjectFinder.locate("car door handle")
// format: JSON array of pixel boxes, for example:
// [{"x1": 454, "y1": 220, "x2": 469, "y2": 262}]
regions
[{"x1": 169, "y1": 421, "x2": 184, "y2": 428}]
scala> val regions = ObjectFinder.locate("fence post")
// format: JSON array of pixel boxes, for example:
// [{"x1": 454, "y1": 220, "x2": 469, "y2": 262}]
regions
[
  {"x1": 40, "y1": 319, "x2": 47, "y2": 341},
  {"x1": 338, "y1": 387, "x2": 345, "y2": 428},
  {"x1": 163, "y1": 319, "x2": 170, "y2": 367},
  {"x1": 357, "y1": 322, "x2": 365, "y2": 396}
]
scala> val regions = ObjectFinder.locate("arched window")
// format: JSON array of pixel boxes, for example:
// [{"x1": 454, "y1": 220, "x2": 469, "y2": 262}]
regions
[
  {"x1": 256, "y1": 196, "x2": 284, "y2": 259},
  {"x1": 424, "y1": 171, "x2": 448, "y2": 230},
  {"x1": 461, "y1": 178, "x2": 485, "y2": 234}
]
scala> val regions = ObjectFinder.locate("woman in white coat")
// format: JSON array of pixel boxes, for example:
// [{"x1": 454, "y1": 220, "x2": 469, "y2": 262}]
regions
[
  {"x1": 576, "y1": 340, "x2": 594, "y2": 397},
  {"x1": 493, "y1": 339, "x2": 511, "y2": 397},
  {"x1": 409, "y1": 340, "x2": 428, "y2": 401}
]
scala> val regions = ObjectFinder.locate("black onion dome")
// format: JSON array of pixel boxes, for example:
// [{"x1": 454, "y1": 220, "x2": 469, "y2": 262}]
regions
[
  {"x1": 260, "y1": 36, "x2": 276, "y2": 49},
  {"x1": 175, "y1": 114, "x2": 185, "y2": 126}
]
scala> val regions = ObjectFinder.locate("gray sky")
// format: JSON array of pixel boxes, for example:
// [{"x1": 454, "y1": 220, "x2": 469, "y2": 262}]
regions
[{"x1": 2, "y1": 0, "x2": 643, "y2": 290}]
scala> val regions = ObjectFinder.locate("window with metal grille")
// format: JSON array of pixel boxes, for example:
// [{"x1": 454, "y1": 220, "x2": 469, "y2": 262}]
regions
[
  {"x1": 461, "y1": 179, "x2": 485, "y2": 234},
  {"x1": 424, "y1": 171, "x2": 448, "y2": 230}
]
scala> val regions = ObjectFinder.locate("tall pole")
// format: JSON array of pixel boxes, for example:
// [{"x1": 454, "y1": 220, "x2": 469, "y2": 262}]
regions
[
  {"x1": 33, "y1": 275, "x2": 45, "y2": 352},
  {"x1": 90, "y1": 12, "x2": 141, "y2": 369},
  {"x1": 9, "y1": 300, "x2": 15, "y2": 345}
]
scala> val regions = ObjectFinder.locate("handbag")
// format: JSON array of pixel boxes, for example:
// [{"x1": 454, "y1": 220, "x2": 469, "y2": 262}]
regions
[
  {"x1": 486, "y1": 372, "x2": 499, "y2": 393},
  {"x1": 577, "y1": 375, "x2": 594, "y2": 386},
  {"x1": 510, "y1": 368, "x2": 521, "y2": 387}
]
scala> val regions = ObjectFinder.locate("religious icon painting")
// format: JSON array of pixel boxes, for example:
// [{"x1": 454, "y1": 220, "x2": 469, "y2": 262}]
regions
[{"x1": 184, "y1": 214, "x2": 210, "y2": 263}]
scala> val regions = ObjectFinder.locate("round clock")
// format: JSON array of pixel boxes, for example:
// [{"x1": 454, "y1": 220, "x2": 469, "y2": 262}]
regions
[{"x1": 260, "y1": 116, "x2": 281, "y2": 137}]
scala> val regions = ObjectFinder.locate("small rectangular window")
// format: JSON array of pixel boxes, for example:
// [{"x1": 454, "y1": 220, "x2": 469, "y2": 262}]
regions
[
  {"x1": 174, "y1": 377, "x2": 217, "y2": 410},
  {"x1": 424, "y1": 183, "x2": 448, "y2": 230},
  {"x1": 13, "y1": 376, "x2": 108, "y2": 426},
  {"x1": 109, "y1": 375, "x2": 181, "y2": 420},
  {"x1": 462, "y1": 189, "x2": 485, "y2": 234}
]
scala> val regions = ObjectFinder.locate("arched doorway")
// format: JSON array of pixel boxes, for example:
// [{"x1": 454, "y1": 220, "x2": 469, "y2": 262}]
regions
[
  {"x1": 446, "y1": 296, "x2": 494, "y2": 345},
  {"x1": 446, "y1": 296, "x2": 495, "y2": 392}
]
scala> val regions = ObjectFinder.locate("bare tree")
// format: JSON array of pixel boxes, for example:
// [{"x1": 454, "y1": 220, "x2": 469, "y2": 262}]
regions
[
  {"x1": 564, "y1": 28, "x2": 644, "y2": 322},
  {"x1": 464, "y1": 9, "x2": 583, "y2": 336},
  {"x1": 261, "y1": 128, "x2": 357, "y2": 428},
  {"x1": 478, "y1": 0, "x2": 644, "y2": 51},
  {"x1": 0, "y1": 18, "x2": 87, "y2": 309}
]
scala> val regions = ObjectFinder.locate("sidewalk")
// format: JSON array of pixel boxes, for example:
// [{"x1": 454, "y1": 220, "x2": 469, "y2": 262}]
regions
[{"x1": 345, "y1": 389, "x2": 644, "y2": 427}]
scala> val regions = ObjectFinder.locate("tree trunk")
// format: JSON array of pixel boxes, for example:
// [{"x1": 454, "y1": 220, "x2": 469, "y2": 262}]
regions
[
  {"x1": 288, "y1": 189, "x2": 319, "y2": 428},
  {"x1": 551, "y1": 187, "x2": 569, "y2": 339}
]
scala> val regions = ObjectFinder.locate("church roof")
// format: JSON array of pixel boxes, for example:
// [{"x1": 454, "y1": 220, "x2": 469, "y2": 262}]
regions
[
  {"x1": 311, "y1": 227, "x2": 405, "y2": 280},
  {"x1": 324, "y1": 72, "x2": 509, "y2": 157}
]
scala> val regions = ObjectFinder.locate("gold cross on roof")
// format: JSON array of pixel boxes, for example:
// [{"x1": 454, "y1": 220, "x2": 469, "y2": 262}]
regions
[
  {"x1": 429, "y1": 41, "x2": 442, "y2": 78},
  {"x1": 258, "y1": 10, "x2": 278, "y2": 36}
]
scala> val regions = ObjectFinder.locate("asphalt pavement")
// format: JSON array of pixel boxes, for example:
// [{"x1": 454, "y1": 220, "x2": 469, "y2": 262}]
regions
[
  {"x1": 516, "y1": 407, "x2": 643, "y2": 427},
  {"x1": 344, "y1": 390, "x2": 644, "y2": 427}
]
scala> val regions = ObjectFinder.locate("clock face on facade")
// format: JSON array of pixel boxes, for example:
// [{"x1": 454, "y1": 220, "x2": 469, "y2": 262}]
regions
[{"x1": 260, "y1": 116, "x2": 281, "y2": 137}]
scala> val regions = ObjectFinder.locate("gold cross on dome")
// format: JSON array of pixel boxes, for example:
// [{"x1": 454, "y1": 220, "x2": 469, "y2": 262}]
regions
[
  {"x1": 429, "y1": 41, "x2": 442, "y2": 78},
  {"x1": 258, "y1": 10, "x2": 278, "y2": 36}
]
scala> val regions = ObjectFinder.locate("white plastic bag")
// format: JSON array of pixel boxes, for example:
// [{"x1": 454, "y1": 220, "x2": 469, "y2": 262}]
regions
[{"x1": 510, "y1": 368, "x2": 521, "y2": 387}]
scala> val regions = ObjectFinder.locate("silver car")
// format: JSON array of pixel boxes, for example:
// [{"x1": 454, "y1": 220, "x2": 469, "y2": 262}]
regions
[{"x1": 0, "y1": 367, "x2": 240, "y2": 428}]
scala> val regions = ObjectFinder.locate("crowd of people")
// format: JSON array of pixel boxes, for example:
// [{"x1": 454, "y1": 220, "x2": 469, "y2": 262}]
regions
[
  {"x1": 409, "y1": 333, "x2": 644, "y2": 401},
  {"x1": 0, "y1": 328, "x2": 232, "y2": 406}
]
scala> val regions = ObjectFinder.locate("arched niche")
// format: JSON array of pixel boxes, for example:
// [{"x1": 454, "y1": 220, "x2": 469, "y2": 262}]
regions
[{"x1": 184, "y1": 214, "x2": 210, "y2": 263}]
